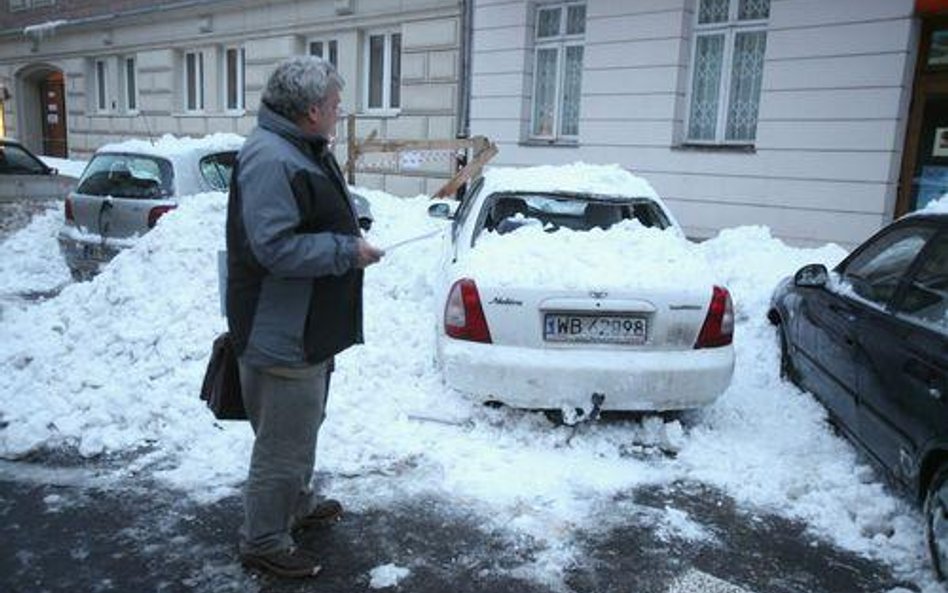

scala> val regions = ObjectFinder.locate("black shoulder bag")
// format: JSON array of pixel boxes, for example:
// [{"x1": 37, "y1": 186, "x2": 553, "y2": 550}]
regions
[{"x1": 199, "y1": 332, "x2": 247, "y2": 420}]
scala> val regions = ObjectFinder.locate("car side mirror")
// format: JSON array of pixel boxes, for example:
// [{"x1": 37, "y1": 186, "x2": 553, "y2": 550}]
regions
[
  {"x1": 49, "y1": 167, "x2": 58, "y2": 175},
  {"x1": 428, "y1": 201, "x2": 456, "y2": 220},
  {"x1": 794, "y1": 263, "x2": 828, "y2": 288}
]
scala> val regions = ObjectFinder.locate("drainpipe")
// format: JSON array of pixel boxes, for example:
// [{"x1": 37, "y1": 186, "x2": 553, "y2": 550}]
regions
[{"x1": 457, "y1": 0, "x2": 472, "y2": 139}]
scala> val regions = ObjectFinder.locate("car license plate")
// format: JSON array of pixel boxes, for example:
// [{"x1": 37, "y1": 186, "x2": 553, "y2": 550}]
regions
[{"x1": 543, "y1": 313, "x2": 648, "y2": 344}]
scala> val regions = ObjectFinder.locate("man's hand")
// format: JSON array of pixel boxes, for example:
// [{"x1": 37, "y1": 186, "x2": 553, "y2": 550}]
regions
[{"x1": 355, "y1": 238, "x2": 385, "y2": 268}]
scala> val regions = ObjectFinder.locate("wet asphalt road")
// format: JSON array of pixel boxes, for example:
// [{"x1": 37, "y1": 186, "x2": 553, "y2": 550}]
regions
[{"x1": 0, "y1": 459, "x2": 905, "y2": 593}]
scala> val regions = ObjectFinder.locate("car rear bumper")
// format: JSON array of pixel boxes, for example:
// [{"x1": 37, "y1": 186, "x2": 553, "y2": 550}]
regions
[
  {"x1": 439, "y1": 338, "x2": 735, "y2": 411},
  {"x1": 56, "y1": 229, "x2": 123, "y2": 273}
]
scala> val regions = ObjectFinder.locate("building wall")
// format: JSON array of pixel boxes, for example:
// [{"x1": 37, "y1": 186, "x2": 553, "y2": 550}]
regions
[
  {"x1": 469, "y1": 0, "x2": 917, "y2": 247},
  {"x1": 0, "y1": 0, "x2": 462, "y2": 196}
]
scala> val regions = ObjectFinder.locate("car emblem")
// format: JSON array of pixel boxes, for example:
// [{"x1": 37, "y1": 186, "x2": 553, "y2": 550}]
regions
[
  {"x1": 490, "y1": 296, "x2": 523, "y2": 306},
  {"x1": 590, "y1": 291, "x2": 608, "y2": 299}
]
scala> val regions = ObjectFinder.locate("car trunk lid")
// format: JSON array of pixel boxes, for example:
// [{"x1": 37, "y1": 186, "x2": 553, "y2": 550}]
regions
[{"x1": 476, "y1": 285, "x2": 711, "y2": 350}]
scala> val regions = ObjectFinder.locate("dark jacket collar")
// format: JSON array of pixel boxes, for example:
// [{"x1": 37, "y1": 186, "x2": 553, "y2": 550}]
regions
[{"x1": 258, "y1": 102, "x2": 330, "y2": 156}]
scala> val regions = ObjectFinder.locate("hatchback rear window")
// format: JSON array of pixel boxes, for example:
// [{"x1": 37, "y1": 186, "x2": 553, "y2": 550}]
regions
[{"x1": 77, "y1": 153, "x2": 173, "y2": 199}]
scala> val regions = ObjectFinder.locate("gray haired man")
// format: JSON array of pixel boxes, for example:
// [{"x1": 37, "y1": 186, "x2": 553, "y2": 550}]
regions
[{"x1": 226, "y1": 56, "x2": 384, "y2": 578}]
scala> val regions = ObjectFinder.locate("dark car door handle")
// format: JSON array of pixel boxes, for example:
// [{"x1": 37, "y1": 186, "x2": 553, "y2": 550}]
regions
[
  {"x1": 828, "y1": 303, "x2": 857, "y2": 322},
  {"x1": 905, "y1": 358, "x2": 944, "y2": 399}
]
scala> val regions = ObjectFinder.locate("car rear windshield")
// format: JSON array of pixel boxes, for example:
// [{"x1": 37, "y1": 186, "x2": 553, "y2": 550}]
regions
[
  {"x1": 478, "y1": 193, "x2": 670, "y2": 239},
  {"x1": 77, "y1": 153, "x2": 173, "y2": 199}
]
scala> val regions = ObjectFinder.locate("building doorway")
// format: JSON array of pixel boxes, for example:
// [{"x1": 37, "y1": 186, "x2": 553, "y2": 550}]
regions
[
  {"x1": 15, "y1": 64, "x2": 68, "y2": 157},
  {"x1": 899, "y1": 15, "x2": 948, "y2": 215},
  {"x1": 40, "y1": 71, "x2": 67, "y2": 157}
]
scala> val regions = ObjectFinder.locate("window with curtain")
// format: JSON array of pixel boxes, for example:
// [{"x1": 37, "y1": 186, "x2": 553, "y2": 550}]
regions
[
  {"x1": 687, "y1": 0, "x2": 769, "y2": 144},
  {"x1": 184, "y1": 50, "x2": 205, "y2": 112},
  {"x1": 365, "y1": 32, "x2": 401, "y2": 110},
  {"x1": 530, "y1": 2, "x2": 585, "y2": 141},
  {"x1": 224, "y1": 47, "x2": 245, "y2": 111}
]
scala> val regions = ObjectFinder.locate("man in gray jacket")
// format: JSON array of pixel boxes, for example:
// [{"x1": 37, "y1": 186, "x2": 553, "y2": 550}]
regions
[{"x1": 226, "y1": 56, "x2": 384, "y2": 578}]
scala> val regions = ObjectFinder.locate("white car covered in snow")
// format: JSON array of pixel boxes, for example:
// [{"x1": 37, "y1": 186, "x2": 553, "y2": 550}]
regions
[{"x1": 428, "y1": 164, "x2": 735, "y2": 417}]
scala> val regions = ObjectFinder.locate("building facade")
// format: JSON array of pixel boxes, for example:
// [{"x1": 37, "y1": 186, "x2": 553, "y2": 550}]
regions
[
  {"x1": 0, "y1": 0, "x2": 464, "y2": 196},
  {"x1": 468, "y1": 0, "x2": 944, "y2": 247}
]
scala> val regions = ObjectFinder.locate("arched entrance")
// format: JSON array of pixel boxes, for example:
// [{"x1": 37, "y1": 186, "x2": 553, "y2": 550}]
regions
[{"x1": 15, "y1": 64, "x2": 68, "y2": 158}]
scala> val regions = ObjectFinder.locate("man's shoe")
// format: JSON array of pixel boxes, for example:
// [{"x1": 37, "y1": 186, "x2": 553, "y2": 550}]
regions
[
  {"x1": 293, "y1": 499, "x2": 343, "y2": 531},
  {"x1": 240, "y1": 545, "x2": 322, "y2": 578}
]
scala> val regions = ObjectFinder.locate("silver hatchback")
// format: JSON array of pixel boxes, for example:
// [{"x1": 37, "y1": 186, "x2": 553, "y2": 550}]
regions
[{"x1": 57, "y1": 136, "x2": 243, "y2": 279}]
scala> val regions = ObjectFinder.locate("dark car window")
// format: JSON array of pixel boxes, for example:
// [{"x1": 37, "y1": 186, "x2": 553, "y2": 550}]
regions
[
  {"x1": 475, "y1": 193, "x2": 669, "y2": 241},
  {"x1": 895, "y1": 232, "x2": 948, "y2": 328},
  {"x1": 0, "y1": 143, "x2": 47, "y2": 175},
  {"x1": 77, "y1": 153, "x2": 173, "y2": 199},
  {"x1": 199, "y1": 151, "x2": 237, "y2": 191},
  {"x1": 840, "y1": 225, "x2": 935, "y2": 307}
]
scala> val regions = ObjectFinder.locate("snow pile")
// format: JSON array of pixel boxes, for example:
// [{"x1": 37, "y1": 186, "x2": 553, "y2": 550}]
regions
[
  {"x1": 0, "y1": 205, "x2": 71, "y2": 295},
  {"x1": 697, "y1": 225, "x2": 847, "y2": 320},
  {"x1": 0, "y1": 168, "x2": 937, "y2": 589},
  {"x1": 0, "y1": 192, "x2": 234, "y2": 459},
  {"x1": 916, "y1": 192, "x2": 948, "y2": 216},
  {"x1": 464, "y1": 220, "x2": 713, "y2": 292},
  {"x1": 368, "y1": 563, "x2": 411, "y2": 588}
]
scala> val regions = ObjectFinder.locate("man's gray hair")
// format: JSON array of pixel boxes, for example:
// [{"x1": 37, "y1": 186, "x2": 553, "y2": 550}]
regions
[{"x1": 262, "y1": 56, "x2": 345, "y2": 121}]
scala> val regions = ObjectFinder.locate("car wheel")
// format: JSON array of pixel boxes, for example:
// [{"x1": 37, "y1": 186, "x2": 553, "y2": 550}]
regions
[
  {"x1": 925, "y1": 464, "x2": 948, "y2": 580},
  {"x1": 777, "y1": 324, "x2": 798, "y2": 383}
]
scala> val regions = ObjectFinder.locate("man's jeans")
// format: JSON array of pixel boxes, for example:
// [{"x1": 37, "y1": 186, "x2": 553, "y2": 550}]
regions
[{"x1": 238, "y1": 359, "x2": 329, "y2": 555}]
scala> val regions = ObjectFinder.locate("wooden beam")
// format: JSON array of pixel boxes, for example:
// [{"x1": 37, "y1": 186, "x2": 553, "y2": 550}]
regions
[{"x1": 433, "y1": 142, "x2": 498, "y2": 199}]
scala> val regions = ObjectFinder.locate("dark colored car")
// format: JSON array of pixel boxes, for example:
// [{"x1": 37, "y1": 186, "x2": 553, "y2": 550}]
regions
[
  {"x1": 0, "y1": 137, "x2": 78, "y2": 202},
  {"x1": 768, "y1": 211, "x2": 948, "y2": 578}
]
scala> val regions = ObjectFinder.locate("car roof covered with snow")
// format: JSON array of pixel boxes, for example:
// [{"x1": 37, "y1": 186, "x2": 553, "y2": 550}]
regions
[
  {"x1": 95, "y1": 133, "x2": 244, "y2": 160},
  {"x1": 480, "y1": 163, "x2": 661, "y2": 201}
]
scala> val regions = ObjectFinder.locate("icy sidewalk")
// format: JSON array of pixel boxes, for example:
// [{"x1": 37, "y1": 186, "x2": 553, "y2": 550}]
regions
[{"x1": 0, "y1": 459, "x2": 898, "y2": 593}]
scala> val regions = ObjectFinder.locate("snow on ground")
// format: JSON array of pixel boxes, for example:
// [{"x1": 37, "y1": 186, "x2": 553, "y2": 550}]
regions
[
  {"x1": 0, "y1": 168, "x2": 939, "y2": 591},
  {"x1": 369, "y1": 563, "x2": 411, "y2": 588}
]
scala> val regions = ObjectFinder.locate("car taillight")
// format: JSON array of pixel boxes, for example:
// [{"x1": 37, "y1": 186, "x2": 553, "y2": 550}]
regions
[
  {"x1": 64, "y1": 197, "x2": 74, "y2": 222},
  {"x1": 694, "y1": 286, "x2": 734, "y2": 349},
  {"x1": 444, "y1": 278, "x2": 492, "y2": 343},
  {"x1": 147, "y1": 205, "x2": 176, "y2": 228}
]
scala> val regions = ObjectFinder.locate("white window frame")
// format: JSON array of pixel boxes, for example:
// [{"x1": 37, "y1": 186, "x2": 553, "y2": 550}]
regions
[
  {"x1": 684, "y1": 0, "x2": 769, "y2": 145},
  {"x1": 363, "y1": 30, "x2": 401, "y2": 113},
  {"x1": 94, "y1": 58, "x2": 109, "y2": 113},
  {"x1": 307, "y1": 37, "x2": 339, "y2": 68},
  {"x1": 122, "y1": 56, "x2": 138, "y2": 113},
  {"x1": 223, "y1": 46, "x2": 245, "y2": 112},
  {"x1": 9, "y1": 0, "x2": 29, "y2": 11},
  {"x1": 183, "y1": 50, "x2": 205, "y2": 112},
  {"x1": 529, "y1": 2, "x2": 585, "y2": 142}
]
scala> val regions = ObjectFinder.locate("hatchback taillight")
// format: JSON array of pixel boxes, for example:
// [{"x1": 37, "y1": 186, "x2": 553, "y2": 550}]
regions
[
  {"x1": 64, "y1": 197, "x2": 74, "y2": 222},
  {"x1": 444, "y1": 278, "x2": 492, "y2": 343},
  {"x1": 147, "y1": 205, "x2": 176, "y2": 228},
  {"x1": 694, "y1": 286, "x2": 734, "y2": 348}
]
